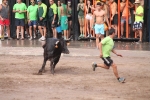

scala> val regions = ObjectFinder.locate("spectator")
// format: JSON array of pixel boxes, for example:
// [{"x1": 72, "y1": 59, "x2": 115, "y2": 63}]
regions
[
  {"x1": 77, "y1": 0, "x2": 85, "y2": 38},
  {"x1": 0, "y1": 0, "x2": 11, "y2": 41},
  {"x1": 27, "y1": 0, "x2": 38, "y2": 40},
  {"x1": 57, "y1": 0, "x2": 61, "y2": 22},
  {"x1": 120, "y1": 0, "x2": 134, "y2": 38},
  {"x1": 101, "y1": 0, "x2": 110, "y2": 36},
  {"x1": 60, "y1": 0, "x2": 68, "y2": 40},
  {"x1": 67, "y1": 1, "x2": 72, "y2": 39},
  {"x1": 48, "y1": 0, "x2": 58, "y2": 38},
  {"x1": 85, "y1": 0, "x2": 93, "y2": 37},
  {"x1": 133, "y1": 0, "x2": 144, "y2": 43},
  {"x1": 110, "y1": 0, "x2": 118, "y2": 37},
  {"x1": 37, "y1": 0, "x2": 47, "y2": 41},
  {"x1": 13, "y1": 0, "x2": 27, "y2": 40},
  {"x1": 92, "y1": 2, "x2": 110, "y2": 49}
]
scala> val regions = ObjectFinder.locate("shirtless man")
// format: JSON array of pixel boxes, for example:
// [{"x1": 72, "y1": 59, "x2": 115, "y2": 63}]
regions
[
  {"x1": 60, "y1": 0, "x2": 68, "y2": 40},
  {"x1": 93, "y1": 2, "x2": 110, "y2": 49},
  {"x1": 101, "y1": 0, "x2": 110, "y2": 36},
  {"x1": 110, "y1": 0, "x2": 118, "y2": 37},
  {"x1": 120, "y1": 0, "x2": 134, "y2": 38}
]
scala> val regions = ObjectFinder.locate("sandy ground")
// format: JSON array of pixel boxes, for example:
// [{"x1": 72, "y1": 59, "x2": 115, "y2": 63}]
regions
[{"x1": 0, "y1": 53, "x2": 150, "y2": 100}]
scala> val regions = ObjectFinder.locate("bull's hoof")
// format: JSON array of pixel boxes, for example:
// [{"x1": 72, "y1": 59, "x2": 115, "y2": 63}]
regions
[
  {"x1": 42, "y1": 69, "x2": 46, "y2": 73},
  {"x1": 33, "y1": 72, "x2": 43, "y2": 75},
  {"x1": 51, "y1": 70, "x2": 55, "y2": 75}
]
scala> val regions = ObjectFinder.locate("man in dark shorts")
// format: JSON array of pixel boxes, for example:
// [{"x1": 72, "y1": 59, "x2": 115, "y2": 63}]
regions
[
  {"x1": 27, "y1": 0, "x2": 38, "y2": 40},
  {"x1": 48, "y1": 0, "x2": 58, "y2": 38},
  {"x1": 92, "y1": 28, "x2": 125, "y2": 83},
  {"x1": 110, "y1": 0, "x2": 118, "y2": 37},
  {"x1": 13, "y1": 0, "x2": 27, "y2": 40},
  {"x1": 37, "y1": 0, "x2": 47, "y2": 41}
]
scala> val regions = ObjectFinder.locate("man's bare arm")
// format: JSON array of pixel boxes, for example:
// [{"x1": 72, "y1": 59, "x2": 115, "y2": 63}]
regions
[
  {"x1": 99, "y1": 42, "x2": 103, "y2": 58},
  {"x1": 8, "y1": 6, "x2": 10, "y2": 19},
  {"x1": 112, "y1": 49, "x2": 123, "y2": 57},
  {"x1": 92, "y1": 11, "x2": 96, "y2": 28},
  {"x1": 111, "y1": 3, "x2": 117, "y2": 19},
  {"x1": 129, "y1": 1, "x2": 134, "y2": 8},
  {"x1": 0, "y1": 5, "x2": 2, "y2": 19},
  {"x1": 104, "y1": 12, "x2": 110, "y2": 28}
]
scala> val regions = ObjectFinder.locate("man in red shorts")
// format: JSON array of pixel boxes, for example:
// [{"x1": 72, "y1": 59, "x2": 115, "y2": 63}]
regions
[{"x1": 0, "y1": 0, "x2": 11, "y2": 41}]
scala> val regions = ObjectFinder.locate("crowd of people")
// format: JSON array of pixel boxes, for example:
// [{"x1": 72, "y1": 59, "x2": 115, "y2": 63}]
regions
[
  {"x1": 0, "y1": 0, "x2": 144, "y2": 43},
  {"x1": 0, "y1": 0, "x2": 72, "y2": 41},
  {"x1": 78, "y1": 0, "x2": 144, "y2": 44}
]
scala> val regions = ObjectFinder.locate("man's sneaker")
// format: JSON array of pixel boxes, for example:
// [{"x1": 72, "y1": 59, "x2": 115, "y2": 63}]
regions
[
  {"x1": 118, "y1": 77, "x2": 125, "y2": 83},
  {"x1": 29, "y1": 37, "x2": 33, "y2": 40},
  {"x1": 34, "y1": 34, "x2": 36, "y2": 39},
  {"x1": 1, "y1": 37, "x2": 4, "y2": 41},
  {"x1": 8, "y1": 37, "x2": 12, "y2": 40},
  {"x1": 41, "y1": 37, "x2": 45, "y2": 41},
  {"x1": 79, "y1": 34, "x2": 83, "y2": 38},
  {"x1": 39, "y1": 36, "x2": 43, "y2": 41},
  {"x1": 87, "y1": 34, "x2": 91, "y2": 38},
  {"x1": 92, "y1": 62, "x2": 97, "y2": 71}
]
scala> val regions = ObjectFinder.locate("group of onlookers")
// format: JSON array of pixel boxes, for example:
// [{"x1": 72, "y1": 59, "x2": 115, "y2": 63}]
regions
[
  {"x1": 0, "y1": 0, "x2": 72, "y2": 41},
  {"x1": 0, "y1": 0, "x2": 144, "y2": 43},
  {"x1": 77, "y1": 0, "x2": 144, "y2": 45}
]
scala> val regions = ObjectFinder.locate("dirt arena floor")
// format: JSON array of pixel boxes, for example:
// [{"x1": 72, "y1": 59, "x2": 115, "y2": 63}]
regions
[{"x1": 0, "y1": 52, "x2": 150, "y2": 100}]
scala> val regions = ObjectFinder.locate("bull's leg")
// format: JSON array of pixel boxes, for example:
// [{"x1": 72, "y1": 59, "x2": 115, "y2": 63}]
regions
[
  {"x1": 38, "y1": 58, "x2": 48, "y2": 74},
  {"x1": 50, "y1": 61, "x2": 55, "y2": 75},
  {"x1": 50, "y1": 56, "x2": 61, "y2": 74}
]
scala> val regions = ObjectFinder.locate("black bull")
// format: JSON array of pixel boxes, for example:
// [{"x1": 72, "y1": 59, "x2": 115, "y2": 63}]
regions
[{"x1": 38, "y1": 38, "x2": 69, "y2": 74}]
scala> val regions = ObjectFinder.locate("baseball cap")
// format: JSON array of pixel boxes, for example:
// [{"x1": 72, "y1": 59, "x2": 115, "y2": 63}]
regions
[{"x1": 134, "y1": 0, "x2": 141, "y2": 4}]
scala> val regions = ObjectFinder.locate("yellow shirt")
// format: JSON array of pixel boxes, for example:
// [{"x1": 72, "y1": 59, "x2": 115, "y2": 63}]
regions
[{"x1": 135, "y1": 6, "x2": 144, "y2": 22}]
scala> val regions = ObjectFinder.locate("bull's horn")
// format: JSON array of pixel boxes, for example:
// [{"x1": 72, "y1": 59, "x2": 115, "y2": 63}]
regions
[
  {"x1": 55, "y1": 41, "x2": 59, "y2": 48},
  {"x1": 55, "y1": 41, "x2": 59, "y2": 45}
]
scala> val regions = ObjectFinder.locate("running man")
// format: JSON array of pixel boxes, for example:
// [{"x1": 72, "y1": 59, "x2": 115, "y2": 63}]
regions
[
  {"x1": 37, "y1": 0, "x2": 47, "y2": 41},
  {"x1": 92, "y1": 2, "x2": 110, "y2": 49},
  {"x1": 13, "y1": 0, "x2": 27, "y2": 40},
  {"x1": 48, "y1": 0, "x2": 58, "y2": 38},
  {"x1": 120, "y1": 0, "x2": 134, "y2": 38},
  {"x1": 27, "y1": 0, "x2": 38, "y2": 40},
  {"x1": 110, "y1": 0, "x2": 118, "y2": 37},
  {"x1": 92, "y1": 28, "x2": 125, "y2": 83},
  {"x1": 0, "y1": 0, "x2": 11, "y2": 41},
  {"x1": 133, "y1": 0, "x2": 144, "y2": 43},
  {"x1": 60, "y1": 0, "x2": 68, "y2": 40}
]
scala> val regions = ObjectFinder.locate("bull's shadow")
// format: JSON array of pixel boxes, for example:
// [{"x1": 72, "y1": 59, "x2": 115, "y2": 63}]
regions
[{"x1": 37, "y1": 34, "x2": 70, "y2": 75}]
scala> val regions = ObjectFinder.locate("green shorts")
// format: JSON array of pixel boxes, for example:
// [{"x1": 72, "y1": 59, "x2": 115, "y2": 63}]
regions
[
  {"x1": 78, "y1": 15, "x2": 84, "y2": 19},
  {"x1": 61, "y1": 16, "x2": 68, "y2": 30}
]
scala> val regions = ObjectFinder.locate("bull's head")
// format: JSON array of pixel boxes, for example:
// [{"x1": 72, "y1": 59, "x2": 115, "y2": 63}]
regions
[{"x1": 59, "y1": 38, "x2": 70, "y2": 54}]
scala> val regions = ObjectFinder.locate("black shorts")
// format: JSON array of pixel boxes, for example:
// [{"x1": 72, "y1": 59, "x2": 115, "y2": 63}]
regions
[
  {"x1": 102, "y1": 57, "x2": 113, "y2": 67},
  {"x1": 68, "y1": 16, "x2": 72, "y2": 22},
  {"x1": 15, "y1": 18, "x2": 25, "y2": 26},
  {"x1": 38, "y1": 20, "x2": 47, "y2": 27},
  {"x1": 111, "y1": 14, "x2": 118, "y2": 25},
  {"x1": 49, "y1": 20, "x2": 58, "y2": 28}
]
